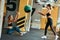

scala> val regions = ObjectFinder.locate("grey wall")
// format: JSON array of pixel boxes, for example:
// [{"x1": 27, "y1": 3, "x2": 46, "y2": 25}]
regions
[
  {"x1": 4, "y1": 0, "x2": 20, "y2": 28},
  {"x1": 31, "y1": 1, "x2": 43, "y2": 29},
  {"x1": 32, "y1": 2, "x2": 42, "y2": 22}
]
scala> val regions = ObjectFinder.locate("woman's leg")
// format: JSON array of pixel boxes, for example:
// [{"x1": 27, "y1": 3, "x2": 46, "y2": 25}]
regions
[
  {"x1": 44, "y1": 22, "x2": 49, "y2": 35},
  {"x1": 49, "y1": 22, "x2": 59, "y2": 40},
  {"x1": 50, "y1": 22, "x2": 56, "y2": 35},
  {"x1": 7, "y1": 27, "x2": 14, "y2": 34},
  {"x1": 15, "y1": 26, "x2": 24, "y2": 36},
  {"x1": 15, "y1": 26, "x2": 21, "y2": 33},
  {"x1": 49, "y1": 18, "x2": 58, "y2": 39},
  {"x1": 41, "y1": 22, "x2": 49, "y2": 38}
]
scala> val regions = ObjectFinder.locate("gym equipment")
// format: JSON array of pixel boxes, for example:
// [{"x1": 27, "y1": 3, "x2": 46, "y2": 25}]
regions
[{"x1": 24, "y1": 5, "x2": 32, "y2": 13}]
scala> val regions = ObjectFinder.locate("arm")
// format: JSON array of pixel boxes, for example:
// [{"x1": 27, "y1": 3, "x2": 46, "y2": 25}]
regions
[
  {"x1": 8, "y1": 20, "x2": 12, "y2": 24},
  {"x1": 38, "y1": 11, "x2": 45, "y2": 16},
  {"x1": 14, "y1": 14, "x2": 18, "y2": 22},
  {"x1": 8, "y1": 15, "x2": 13, "y2": 24}
]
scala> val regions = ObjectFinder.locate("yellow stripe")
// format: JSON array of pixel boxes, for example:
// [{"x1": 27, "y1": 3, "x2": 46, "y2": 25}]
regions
[
  {"x1": 17, "y1": 19, "x2": 25, "y2": 23},
  {"x1": 17, "y1": 23, "x2": 25, "y2": 26}
]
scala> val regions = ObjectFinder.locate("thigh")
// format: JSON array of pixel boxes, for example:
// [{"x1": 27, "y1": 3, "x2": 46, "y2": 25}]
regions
[
  {"x1": 45, "y1": 22, "x2": 49, "y2": 29},
  {"x1": 7, "y1": 28, "x2": 14, "y2": 34},
  {"x1": 49, "y1": 21, "x2": 53, "y2": 27},
  {"x1": 15, "y1": 26, "x2": 20, "y2": 32},
  {"x1": 48, "y1": 18, "x2": 53, "y2": 26}
]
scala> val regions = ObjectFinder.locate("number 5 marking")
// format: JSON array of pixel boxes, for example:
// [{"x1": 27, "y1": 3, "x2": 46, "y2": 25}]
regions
[{"x1": 7, "y1": 0, "x2": 16, "y2": 11}]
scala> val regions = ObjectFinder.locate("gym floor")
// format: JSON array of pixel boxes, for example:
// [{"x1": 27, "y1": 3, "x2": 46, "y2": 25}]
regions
[{"x1": 0, "y1": 28, "x2": 60, "y2": 40}]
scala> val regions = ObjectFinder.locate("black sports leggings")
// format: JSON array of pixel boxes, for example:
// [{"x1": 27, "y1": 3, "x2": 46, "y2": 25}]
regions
[{"x1": 44, "y1": 18, "x2": 56, "y2": 35}]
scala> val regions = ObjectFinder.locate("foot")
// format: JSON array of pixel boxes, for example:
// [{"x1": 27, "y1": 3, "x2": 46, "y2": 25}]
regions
[
  {"x1": 19, "y1": 32, "x2": 23, "y2": 36},
  {"x1": 55, "y1": 35, "x2": 59, "y2": 40},
  {"x1": 20, "y1": 32, "x2": 24, "y2": 36},
  {"x1": 20, "y1": 32, "x2": 27, "y2": 36},
  {"x1": 41, "y1": 35, "x2": 47, "y2": 39},
  {"x1": 21, "y1": 33, "x2": 24, "y2": 36}
]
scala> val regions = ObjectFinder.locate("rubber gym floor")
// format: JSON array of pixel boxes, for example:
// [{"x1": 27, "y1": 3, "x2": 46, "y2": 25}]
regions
[{"x1": 0, "y1": 28, "x2": 60, "y2": 40}]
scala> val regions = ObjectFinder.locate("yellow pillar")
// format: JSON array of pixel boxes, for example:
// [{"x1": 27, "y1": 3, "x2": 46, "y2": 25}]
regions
[
  {"x1": 4, "y1": 1, "x2": 6, "y2": 16},
  {"x1": 17, "y1": 0, "x2": 31, "y2": 32}
]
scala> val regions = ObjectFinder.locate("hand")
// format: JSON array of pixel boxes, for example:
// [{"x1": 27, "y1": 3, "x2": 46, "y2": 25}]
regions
[
  {"x1": 35, "y1": 11, "x2": 40, "y2": 14},
  {"x1": 14, "y1": 19, "x2": 17, "y2": 22},
  {"x1": 14, "y1": 16, "x2": 17, "y2": 22}
]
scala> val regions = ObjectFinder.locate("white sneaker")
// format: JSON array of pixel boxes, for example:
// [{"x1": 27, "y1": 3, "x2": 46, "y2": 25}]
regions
[
  {"x1": 21, "y1": 33, "x2": 24, "y2": 36},
  {"x1": 56, "y1": 35, "x2": 59, "y2": 38},
  {"x1": 20, "y1": 32, "x2": 24, "y2": 36},
  {"x1": 41, "y1": 36, "x2": 47, "y2": 39},
  {"x1": 55, "y1": 35, "x2": 59, "y2": 40}
]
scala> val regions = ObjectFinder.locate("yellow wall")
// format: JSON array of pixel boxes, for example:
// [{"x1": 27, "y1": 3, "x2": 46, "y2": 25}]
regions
[
  {"x1": 41, "y1": 6, "x2": 58, "y2": 30},
  {"x1": 51, "y1": 6, "x2": 58, "y2": 26},
  {"x1": 25, "y1": 0, "x2": 32, "y2": 20},
  {"x1": 18, "y1": 0, "x2": 32, "y2": 19},
  {"x1": 17, "y1": 0, "x2": 32, "y2": 32},
  {"x1": 17, "y1": 0, "x2": 28, "y2": 32},
  {"x1": 4, "y1": 3, "x2": 6, "y2": 16}
]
